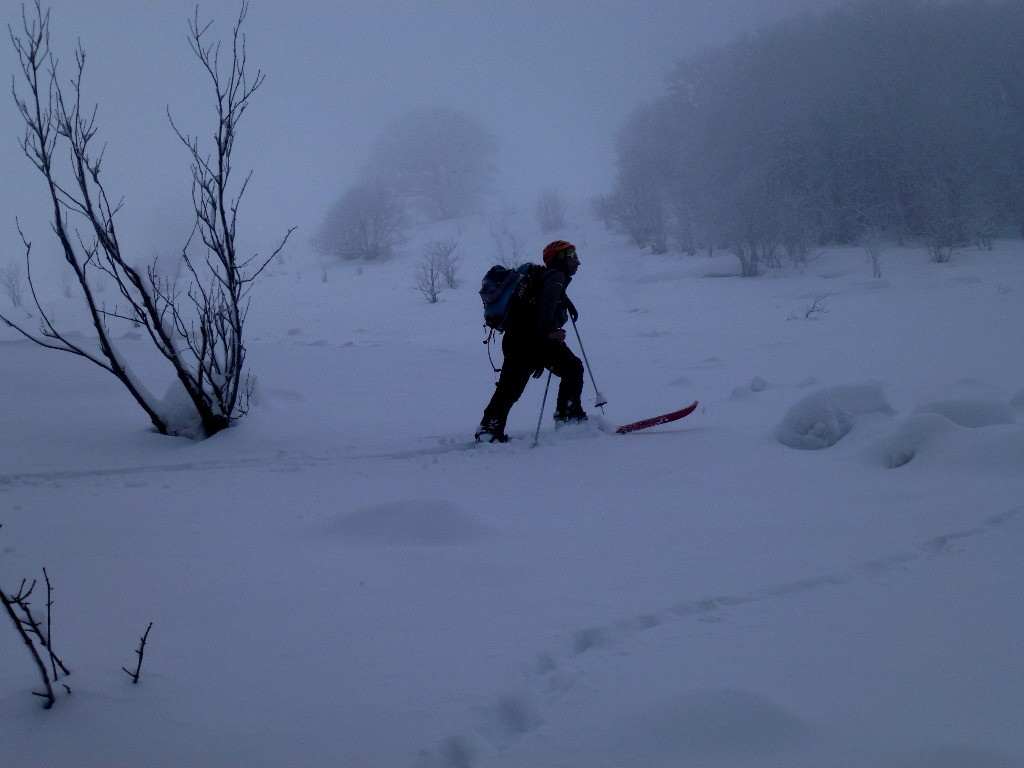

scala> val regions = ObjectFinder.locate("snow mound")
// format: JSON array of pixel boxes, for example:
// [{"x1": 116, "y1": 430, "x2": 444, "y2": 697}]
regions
[
  {"x1": 912, "y1": 398, "x2": 1015, "y2": 428},
  {"x1": 322, "y1": 499, "x2": 492, "y2": 545},
  {"x1": 156, "y1": 379, "x2": 205, "y2": 439},
  {"x1": 776, "y1": 385, "x2": 894, "y2": 450},
  {"x1": 880, "y1": 403, "x2": 1023, "y2": 469},
  {"x1": 730, "y1": 376, "x2": 770, "y2": 401},
  {"x1": 881, "y1": 413, "x2": 960, "y2": 469}
]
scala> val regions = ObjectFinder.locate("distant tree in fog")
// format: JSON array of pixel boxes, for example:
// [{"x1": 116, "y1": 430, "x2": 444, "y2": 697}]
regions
[
  {"x1": 364, "y1": 107, "x2": 498, "y2": 221},
  {"x1": 315, "y1": 179, "x2": 408, "y2": 261},
  {"x1": 601, "y1": 0, "x2": 1024, "y2": 272},
  {"x1": 535, "y1": 188, "x2": 567, "y2": 233}
]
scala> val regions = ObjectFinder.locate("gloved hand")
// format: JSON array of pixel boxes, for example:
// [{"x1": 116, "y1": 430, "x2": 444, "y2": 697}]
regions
[
  {"x1": 566, "y1": 297, "x2": 579, "y2": 323},
  {"x1": 532, "y1": 364, "x2": 545, "y2": 379}
]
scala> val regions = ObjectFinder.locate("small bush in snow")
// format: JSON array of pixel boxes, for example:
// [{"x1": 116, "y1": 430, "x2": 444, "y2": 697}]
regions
[
  {"x1": 0, "y1": 563, "x2": 70, "y2": 709},
  {"x1": 426, "y1": 240, "x2": 462, "y2": 289},
  {"x1": 803, "y1": 293, "x2": 830, "y2": 320},
  {"x1": 415, "y1": 251, "x2": 443, "y2": 304}
]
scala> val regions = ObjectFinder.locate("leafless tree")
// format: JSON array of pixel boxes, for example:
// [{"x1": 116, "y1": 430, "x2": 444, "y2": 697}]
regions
[
  {"x1": 364, "y1": 107, "x2": 497, "y2": 221},
  {"x1": 600, "y1": 168, "x2": 669, "y2": 254},
  {"x1": 535, "y1": 188, "x2": 567, "y2": 233},
  {"x1": 414, "y1": 252, "x2": 443, "y2": 303},
  {"x1": 315, "y1": 178, "x2": 408, "y2": 261},
  {"x1": 604, "y1": 0, "x2": 1024, "y2": 266},
  {"x1": 860, "y1": 225, "x2": 884, "y2": 278},
  {"x1": 425, "y1": 239, "x2": 461, "y2": 288},
  {"x1": 2, "y1": 2, "x2": 292, "y2": 438},
  {"x1": 1, "y1": 261, "x2": 25, "y2": 307},
  {"x1": 488, "y1": 218, "x2": 525, "y2": 268}
]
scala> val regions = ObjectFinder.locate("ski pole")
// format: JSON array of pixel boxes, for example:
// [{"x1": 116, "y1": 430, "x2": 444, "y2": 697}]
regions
[
  {"x1": 570, "y1": 316, "x2": 607, "y2": 412},
  {"x1": 533, "y1": 370, "x2": 553, "y2": 448}
]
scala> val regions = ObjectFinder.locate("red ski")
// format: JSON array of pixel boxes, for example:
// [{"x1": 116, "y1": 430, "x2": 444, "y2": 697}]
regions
[{"x1": 614, "y1": 401, "x2": 699, "y2": 434}]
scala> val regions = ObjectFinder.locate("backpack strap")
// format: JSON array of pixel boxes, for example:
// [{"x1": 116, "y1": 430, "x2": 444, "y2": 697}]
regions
[{"x1": 484, "y1": 327, "x2": 502, "y2": 373}]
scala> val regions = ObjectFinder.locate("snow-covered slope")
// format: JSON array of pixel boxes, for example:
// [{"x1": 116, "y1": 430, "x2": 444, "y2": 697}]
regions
[{"x1": 2, "y1": 216, "x2": 1022, "y2": 767}]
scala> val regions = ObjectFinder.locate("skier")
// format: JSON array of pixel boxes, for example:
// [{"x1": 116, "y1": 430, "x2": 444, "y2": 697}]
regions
[{"x1": 476, "y1": 240, "x2": 586, "y2": 443}]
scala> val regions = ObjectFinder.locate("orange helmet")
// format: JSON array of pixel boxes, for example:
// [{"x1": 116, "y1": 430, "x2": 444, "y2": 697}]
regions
[{"x1": 542, "y1": 240, "x2": 576, "y2": 265}]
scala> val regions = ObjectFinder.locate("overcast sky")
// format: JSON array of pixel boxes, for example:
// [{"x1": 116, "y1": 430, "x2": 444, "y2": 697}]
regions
[{"x1": 0, "y1": 1, "x2": 833, "y2": 261}]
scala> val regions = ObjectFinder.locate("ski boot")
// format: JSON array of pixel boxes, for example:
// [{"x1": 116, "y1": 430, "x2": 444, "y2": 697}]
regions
[
  {"x1": 475, "y1": 418, "x2": 510, "y2": 443},
  {"x1": 553, "y1": 402, "x2": 588, "y2": 427}
]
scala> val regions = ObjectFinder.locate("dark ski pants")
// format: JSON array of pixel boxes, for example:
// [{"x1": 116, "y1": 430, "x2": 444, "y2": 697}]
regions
[{"x1": 481, "y1": 333, "x2": 584, "y2": 432}]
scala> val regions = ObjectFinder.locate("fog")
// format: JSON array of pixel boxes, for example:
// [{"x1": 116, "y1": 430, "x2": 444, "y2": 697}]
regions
[{"x1": 0, "y1": 0, "x2": 829, "y2": 262}]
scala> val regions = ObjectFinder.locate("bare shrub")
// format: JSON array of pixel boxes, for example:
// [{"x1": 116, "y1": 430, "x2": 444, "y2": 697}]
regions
[
  {"x1": 489, "y1": 219, "x2": 524, "y2": 268},
  {"x1": 535, "y1": 188, "x2": 567, "y2": 233},
  {"x1": 922, "y1": 224, "x2": 959, "y2": 264},
  {"x1": 803, "y1": 292, "x2": 830, "y2": 319},
  {"x1": 1, "y1": 261, "x2": 24, "y2": 307},
  {"x1": 1, "y1": 564, "x2": 71, "y2": 709},
  {"x1": 415, "y1": 252, "x2": 443, "y2": 303},
  {"x1": 860, "y1": 226, "x2": 884, "y2": 278},
  {"x1": 426, "y1": 240, "x2": 461, "y2": 288}
]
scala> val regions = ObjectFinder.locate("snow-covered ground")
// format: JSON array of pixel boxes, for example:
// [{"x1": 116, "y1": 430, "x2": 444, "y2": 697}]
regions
[{"x1": 2, "y1": 214, "x2": 1022, "y2": 768}]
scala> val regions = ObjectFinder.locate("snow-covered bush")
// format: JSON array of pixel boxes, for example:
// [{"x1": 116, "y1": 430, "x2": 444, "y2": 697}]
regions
[{"x1": 776, "y1": 385, "x2": 894, "y2": 450}]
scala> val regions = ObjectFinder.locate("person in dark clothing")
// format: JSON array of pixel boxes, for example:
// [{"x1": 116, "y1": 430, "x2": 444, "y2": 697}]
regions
[{"x1": 476, "y1": 240, "x2": 586, "y2": 443}]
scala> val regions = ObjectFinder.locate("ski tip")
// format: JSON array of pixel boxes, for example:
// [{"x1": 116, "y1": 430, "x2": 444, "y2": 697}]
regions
[{"x1": 614, "y1": 401, "x2": 699, "y2": 435}]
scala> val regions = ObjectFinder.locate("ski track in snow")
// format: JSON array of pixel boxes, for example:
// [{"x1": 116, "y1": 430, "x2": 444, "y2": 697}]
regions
[
  {"x1": 420, "y1": 504, "x2": 1024, "y2": 767},
  {"x1": 0, "y1": 454, "x2": 337, "y2": 489}
]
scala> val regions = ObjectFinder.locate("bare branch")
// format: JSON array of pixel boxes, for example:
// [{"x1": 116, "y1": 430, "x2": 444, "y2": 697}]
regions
[{"x1": 122, "y1": 622, "x2": 153, "y2": 684}]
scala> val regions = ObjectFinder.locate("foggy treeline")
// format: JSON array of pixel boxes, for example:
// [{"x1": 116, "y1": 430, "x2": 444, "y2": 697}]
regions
[{"x1": 596, "y1": 0, "x2": 1024, "y2": 273}]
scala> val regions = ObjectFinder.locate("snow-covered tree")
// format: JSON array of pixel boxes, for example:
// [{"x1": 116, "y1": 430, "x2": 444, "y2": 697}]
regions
[{"x1": 604, "y1": 0, "x2": 1024, "y2": 270}]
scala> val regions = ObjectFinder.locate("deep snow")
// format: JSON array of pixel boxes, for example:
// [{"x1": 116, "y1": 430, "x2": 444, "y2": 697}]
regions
[{"x1": 2, "y1": 213, "x2": 1023, "y2": 767}]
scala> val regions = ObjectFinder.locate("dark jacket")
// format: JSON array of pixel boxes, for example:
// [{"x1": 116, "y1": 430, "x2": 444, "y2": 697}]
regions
[{"x1": 532, "y1": 265, "x2": 572, "y2": 337}]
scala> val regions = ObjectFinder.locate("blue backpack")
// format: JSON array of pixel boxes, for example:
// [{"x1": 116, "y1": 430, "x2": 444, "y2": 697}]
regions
[{"x1": 479, "y1": 263, "x2": 538, "y2": 331}]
